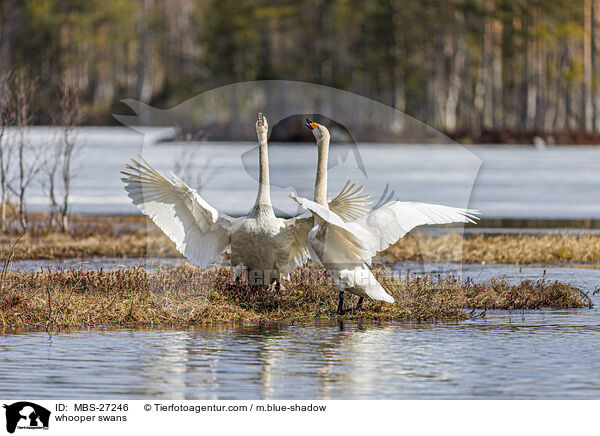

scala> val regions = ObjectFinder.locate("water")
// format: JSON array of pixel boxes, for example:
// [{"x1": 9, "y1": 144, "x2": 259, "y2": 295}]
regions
[
  {"x1": 4, "y1": 127, "x2": 599, "y2": 399},
  {"x1": 17, "y1": 127, "x2": 600, "y2": 219},
  {"x1": 7, "y1": 257, "x2": 187, "y2": 273},
  {"x1": 1, "y1": 262, "x2": 599, "y2": 399}
]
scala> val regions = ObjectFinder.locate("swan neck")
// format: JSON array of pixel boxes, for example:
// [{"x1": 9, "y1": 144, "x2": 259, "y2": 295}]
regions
[
  {"x1": 314, "y1": 135, "x2": 329, "y2": 207},
  {"x1": 254, "y1": 131, "x2": 274, "y2": 216}
]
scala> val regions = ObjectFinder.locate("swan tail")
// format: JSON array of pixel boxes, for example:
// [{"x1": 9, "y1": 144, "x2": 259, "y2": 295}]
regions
[{"x1": 337, "y1": 263, "x2": 395, "y2": 303}]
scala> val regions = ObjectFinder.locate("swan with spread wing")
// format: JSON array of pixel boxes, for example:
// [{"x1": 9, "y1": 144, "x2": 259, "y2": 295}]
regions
[
  {"x1": 121, "y1": 113, "x2": 370, "y2": 288},
  {"x1": 292, "y1": 121, "x2": 480, "y2": 314}
]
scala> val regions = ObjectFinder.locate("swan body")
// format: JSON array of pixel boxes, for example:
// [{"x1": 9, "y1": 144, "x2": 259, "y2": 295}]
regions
[
  {"x1": 294, "y1": 121, "x2": 480, "y2": 313},
  {"x1": 229, "y1": 218, "x2": 292, "y2": 279},
  {"x1": 121, "y1": 114, "x2": 370, "y2": 286}
]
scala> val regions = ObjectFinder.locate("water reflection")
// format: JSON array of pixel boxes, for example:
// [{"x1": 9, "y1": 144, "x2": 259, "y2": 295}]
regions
[
  {"x1": 1, "y1": 303, "x2": 600, "y2": 400},
  {"x1": 1, "y1": 263, "x2": 599, "y2": 400}
]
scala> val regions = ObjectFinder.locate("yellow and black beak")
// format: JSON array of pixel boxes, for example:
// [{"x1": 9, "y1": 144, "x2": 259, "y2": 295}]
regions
[
  {"x1": 304, "y1": 118, "x2": 318, "y2": 130},
  {"x1": 257, "y1": 112, "x2": 265, "y2": 126}
]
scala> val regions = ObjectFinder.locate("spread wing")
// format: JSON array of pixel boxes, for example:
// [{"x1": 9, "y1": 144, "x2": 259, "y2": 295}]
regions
[
  {"x1": 283, "y1": 180, "x2": 372, "y2": 269},
  {"x1": 290, "y1": 194, "x2": 479, "y2": 265},
  {"x1": 121, "y1": 155, "x2": 234, "y2": 267},
  {"x1": 282, "y1": 212, "x2": 313, "y2": 272},
  {"x1": 351, "y1": 201, "x2": 479, "y2": 261},
  {"x1": 328, "y1": 180, "x2": 371, "y2": 221}
]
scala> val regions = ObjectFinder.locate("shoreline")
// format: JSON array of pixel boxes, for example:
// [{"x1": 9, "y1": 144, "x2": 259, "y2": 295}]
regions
[
  {"x1": 3, "y1": 227, "x2": 599, "y2": 264},
  {"x1": 6, "y1": 125, "x2": 600, "y2": 146}
]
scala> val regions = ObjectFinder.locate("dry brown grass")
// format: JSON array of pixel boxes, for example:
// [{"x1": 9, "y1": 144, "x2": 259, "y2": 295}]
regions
[
  {"x1": 2, "y1": 230, "x2": 599, "y2": 264},
  {"x1": 0, "y1": 232, "x2": 174, "y2": 260},
  {"x1": 1, "y1": 214, "x2": 599, "y2": 264},
  {"x1": 384, "y1": 232, "x2": 600, "y2": 264},
  {"x1": 0, "y1": 214, "x2": 177, "y2": 260},
  {"x1": 0, "y1": 265, "x2": 590, "y2": 328}
]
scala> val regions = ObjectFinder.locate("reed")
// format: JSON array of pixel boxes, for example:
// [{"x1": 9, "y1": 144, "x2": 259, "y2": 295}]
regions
[
  {"x1": 384, "y1": 232, "x2": 600, "y2": 264},
  {"x1": 2, "y1": 217, "x2": 599, "y2": 264},
  {"x1": 0, "y1": 265, "x2": 590, "y2": 328}
]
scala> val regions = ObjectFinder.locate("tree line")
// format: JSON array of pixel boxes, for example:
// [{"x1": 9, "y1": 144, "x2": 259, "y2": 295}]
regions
[{"x1": 1, "y1": 0, "x2": 600, "y2": 142}]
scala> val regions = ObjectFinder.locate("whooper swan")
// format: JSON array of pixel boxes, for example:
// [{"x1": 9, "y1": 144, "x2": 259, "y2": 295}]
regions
[{"x1": 292, "y1": 121, "x2": 479, "y2": 314}]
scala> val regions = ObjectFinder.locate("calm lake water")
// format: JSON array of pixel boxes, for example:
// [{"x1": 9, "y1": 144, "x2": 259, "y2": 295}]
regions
[
  {"x1": 4, "y1": 128, "x2": 599, "y2": 399},
  {"x1": 1, "y1": 262, "x2": 599, "y2": 400},
  {"x1": 19, "y1": 127, "x2": 600, "y2": 219}
]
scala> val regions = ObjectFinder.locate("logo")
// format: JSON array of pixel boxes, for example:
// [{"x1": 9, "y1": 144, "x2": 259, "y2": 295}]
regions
[{"x1": 3, "y1": 402, "x2": 50, "y2": 434}]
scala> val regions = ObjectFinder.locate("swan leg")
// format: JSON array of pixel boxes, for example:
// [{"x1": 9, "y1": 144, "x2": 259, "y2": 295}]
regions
[
  {"x1": 266, "y1": 280, "x2": 282, "y2": 294},
  {"x1": 234, "y1": 265, "x2": 244, "y2": 279},
  {"x1": 336, "y1": 291, "x2": 345, "y2": 315},
  {"x1": 340, "y1": 296, "x2": 364, "y2": 314},
  {"x1": 355, "y1": 297, "x2": 364, "y2": 311}
]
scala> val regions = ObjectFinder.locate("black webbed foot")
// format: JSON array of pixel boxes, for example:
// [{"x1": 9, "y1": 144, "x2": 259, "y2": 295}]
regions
[{"x1": 339, "y1": 296, "x2": 364, "y2": 314}]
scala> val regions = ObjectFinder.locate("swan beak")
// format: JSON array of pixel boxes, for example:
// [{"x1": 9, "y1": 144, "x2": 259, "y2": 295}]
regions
[
  {"x1": 257, "y1": 112, "x2": 265, "y2": 126},
  {"x1": 304, "y1": 118, "x2": 318, "y2": 130}
]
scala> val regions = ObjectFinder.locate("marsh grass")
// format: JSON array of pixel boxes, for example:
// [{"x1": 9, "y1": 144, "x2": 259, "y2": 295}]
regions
[
  {"x1": 1, "y1": 215, "x2": 599, "y2": 264},
  {"x1": 383, "y1": 232, "x2": 600, "y2": 264},
  {"x1": 0, "y1": 264, "x2": 590, "y2": 329}
]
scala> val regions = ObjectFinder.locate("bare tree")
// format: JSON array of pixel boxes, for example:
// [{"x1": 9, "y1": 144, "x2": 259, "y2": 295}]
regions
[
  {"x1": 52, "y1": 82, "x2": 83, "y2": 232},
  {"x1": 40, "y1": 129, "x2": 60, "y2": 228},
  {"x1": 172, "y1": 127, "x2": 212, "y2": 192},
  {"x1": 0, "y1": 71, "x2": 13, "y2": 232},
  {"x1": 11, "y1": 73, "x2": 39, "y2": 233}
]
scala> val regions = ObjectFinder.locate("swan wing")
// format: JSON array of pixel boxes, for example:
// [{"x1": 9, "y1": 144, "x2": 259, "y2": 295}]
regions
[
  {"x1": 285, "y1": 180, "x2": 370, "y2": 235},
  {"x1": 351, "y1": 201, "x2": 479, "y2": 261},
  {"x1": 282, "y1": 212, "x2": 313, "y2": 270},
  {"x1": 337, "y1": 264, "x2": 395, "y2": 303},
  {"x1": 289, "y1": 195, "x2": 347, "y2": 226},
  {"x1": 290, "y1": 194, "x2": 479, "y2": 264},
  {"x1": 328, "y1": 180, "x2": 371, "y2": 222},
  {"x1": 121, "y1": 155, "x2": 234, "y2": 267}
]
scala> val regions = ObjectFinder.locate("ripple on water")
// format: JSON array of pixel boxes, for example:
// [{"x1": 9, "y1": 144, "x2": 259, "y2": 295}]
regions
[{"x1": 1, "y1": 262, "x2": 599, "y2": 399}]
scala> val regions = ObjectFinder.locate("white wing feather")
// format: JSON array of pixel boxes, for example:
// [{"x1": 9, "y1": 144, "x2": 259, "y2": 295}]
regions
[
  {"x1": 290, "y1": 194, "x2": 479, "y2": 265},
  {"x1": 121, "y1": 155, "x2": 234, "y2": 267},
  {"x1": 282, "y1": 212, "x2": 313, "y2": 271},
  {"x1": 350, "y1": 201, "x2": 479, "y2": 263},
  {"x1": 328, "y1": 180, "x2": 371, "y2": 222}
]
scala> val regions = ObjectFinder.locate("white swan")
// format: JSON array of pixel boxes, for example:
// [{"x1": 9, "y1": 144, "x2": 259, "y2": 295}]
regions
[
  {"x1": 292, "y1": 121, "x2": 480, "y2": 314},
  {"x1": 121, "y1": 113, "x2": 370, "y2": 288}
]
